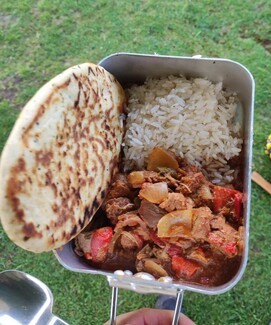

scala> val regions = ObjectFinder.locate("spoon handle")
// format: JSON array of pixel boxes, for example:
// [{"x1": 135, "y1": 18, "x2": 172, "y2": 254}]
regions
[{"x1": 252, "y1": 171, "x2": 271, "y2": 195}]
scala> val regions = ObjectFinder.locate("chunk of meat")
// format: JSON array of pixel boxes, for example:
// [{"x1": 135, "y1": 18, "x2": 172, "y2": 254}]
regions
[
  {"x1": 145, "y1": 171, "x2": 180, "y2": 188},
  {"x1": 151, "y1": 246, "x2": 171, "y2": 263},
  {"x1": 213, "y1": 185, "x2": 243, "y2": 223},
  {"x1": 120, "y1": 231, "x2": 144, "y2": 250},
  {"x1": 128, "y1": 170, "x2": 180, "y2": 189},
  {"x1": 192, "y1": 184, "x2": 213, "y2": 207},
  {"x1": 106, "y1": 174, "x2": 134, "y2": 199},
  {"x1": 138, "y1": 200, "x2": 166, "y2": 228},
  {"x1": 210, "y1": 215, "x2": 240, "y2": 243},
  {"x1": 143, "y1": 171, "x2": 161, "y2": 182},
  {"x1": 115, "y1": 214, "x2": 150, "y2": 243},
  {"x1": 177, "y1": 160, "x2": 198, "y2": 174},
  {"x1": 136, "y1": 244, "x2": 170, "y2": 277},
  {"x1": 210, "y1": 215, "x2": 226, "y2": 230},
  {"x1": 156, "y1": 167, "x2": 178, "y2": 178},
  {"x1": 177, "y1": 172, "x2": 207, "y2": 194},
  {"x1": 192, "y1": 207, "x2": 212, "y2": 240},
  {"x1": 159, "y1": 192, "x2": 194, "y2": 212},
  {"x1": 150, "y1": 231, "x2": 195, "y2": 254},
  {"x1": 115, "y1": 213, "x2": 148, "y2": 231},
  {"x1": 134, "y1": 227, "x2": 150, "y2": 241},
  {"x1": 222, "y1": 223, "x2": 240, "y2": 241},
  {"x1": 137, "y1": 244, "x2": 171, "y2": 263},
  {"x1": 74, "y1": 231, "x2": 92, "y2": 256},
  {"x1": 136, "y1": 243, "x2": 153, "y2": 260},
  {"x1": 208, "y1": 223, "x2": 240, "y2": 258},
  {"x1": 104, "y1": 197, "x2": 135, "y2": 225},
  {"x1": 188, "y1": 247, "x2": 212, "y2": 266},
  {"x1": 208, "y1": 232, "x2": 237, "y2": 257}
]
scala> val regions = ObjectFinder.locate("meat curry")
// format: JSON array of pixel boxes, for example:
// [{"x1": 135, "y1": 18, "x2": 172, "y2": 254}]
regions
[{"x1": 74, "y1": 148, "x2": 244, "y2": 286}]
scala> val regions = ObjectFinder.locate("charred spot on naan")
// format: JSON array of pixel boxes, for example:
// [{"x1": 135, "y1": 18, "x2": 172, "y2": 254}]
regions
[
  {"x1": 22, "y1": 104, "x2": 46, "y2": 147},
  {"x1": 6, "y1": 159, "x2": 26, "y2": 219},
  {"x1": 35, "y1": 150, "x2": 53, "y2": 167},
  {"x1": 23, "y1": 222, "x2": 42, "y2": 241},
  {"x1": 6, "y1": 158, "x2": 43, "y2": 241}
]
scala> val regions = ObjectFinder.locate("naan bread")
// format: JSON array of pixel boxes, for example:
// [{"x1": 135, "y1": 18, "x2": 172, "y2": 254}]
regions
[{"x1": 0, "y1": 63, "x2": 126, "y2": 252}]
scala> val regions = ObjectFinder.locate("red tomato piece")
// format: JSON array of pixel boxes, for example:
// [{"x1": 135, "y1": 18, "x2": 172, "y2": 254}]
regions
[
  {"x1": 149, "y1": 230, "x2": 167, "y2": 248},
  {"x1": 90, "y1": 227, "x2": 113, "y2": 263},
  {"x1": 84, "y1": 252, "x2": 92, "y2": 260},
  {"x1": 224, "y1": 241, "x2": 237, "y2": 255},
  {"x1": 167, "y1": 244, "x2": 182, "y2": 257},
  {"x1": 171, "y1": 255, "x2": 200, "y2": 278},
  {"x1": 213, "y1": 186, "x2": 243, "y2": 217}
]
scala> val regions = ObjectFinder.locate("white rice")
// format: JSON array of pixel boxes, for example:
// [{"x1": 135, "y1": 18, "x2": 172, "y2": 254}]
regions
[{"x1": 123, "y1": 75, "x2": 243, "y2": 185}]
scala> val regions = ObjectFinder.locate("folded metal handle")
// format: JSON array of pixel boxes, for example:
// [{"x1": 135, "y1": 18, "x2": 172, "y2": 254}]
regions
[
  {"x1": 109, "y1": 285, "x2": 184, "y2": 325},
  {"x1": 172, "y1": 290, "x2": 184, "y2": 325},
  {"x1": 48, "y1": 315, "x2": 69, "y2": 325},
  {"x1": 109, "y1": 286, "x2": 119, "y2": 325}
]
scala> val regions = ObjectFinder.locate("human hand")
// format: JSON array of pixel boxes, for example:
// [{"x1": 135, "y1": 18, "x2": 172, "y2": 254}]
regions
[{"x1": 104, "y1": 308, "x2": 195, "y2": 325}]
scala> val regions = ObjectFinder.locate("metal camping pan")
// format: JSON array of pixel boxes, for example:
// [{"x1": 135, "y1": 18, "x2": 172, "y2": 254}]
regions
[{"x1": 55, "y1": 53, "x2": 254, "y2": 325}]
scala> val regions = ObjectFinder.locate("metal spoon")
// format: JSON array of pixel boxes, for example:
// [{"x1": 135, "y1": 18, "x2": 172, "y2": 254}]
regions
[{"x1": 0, "y1": 270, "x2": 68, "y2": 325}]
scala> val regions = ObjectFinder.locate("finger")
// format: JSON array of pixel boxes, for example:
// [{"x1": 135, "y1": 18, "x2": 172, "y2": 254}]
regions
[{"x1": 104, "y1": 308, "x2": 195, "y2": 325}]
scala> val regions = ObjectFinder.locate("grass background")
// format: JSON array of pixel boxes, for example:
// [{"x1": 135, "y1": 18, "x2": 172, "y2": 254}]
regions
[{"x1": 0, "y1": 0, "x2": 271, "y2": 324}]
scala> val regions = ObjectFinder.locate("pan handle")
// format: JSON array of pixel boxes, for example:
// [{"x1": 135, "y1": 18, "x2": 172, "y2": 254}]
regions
[
  {"x1": 108, "y1": 285, "x2": 184, "y2": 325},
  {"x1": 48, "y1": 315, "x2": 70, "y2": 325},
  {"x1": 109, "y1": 286, "x2": 119, "y2": 325},
  {"x1": 172, "y1": 289, "x2": 184, "y2": 325}
]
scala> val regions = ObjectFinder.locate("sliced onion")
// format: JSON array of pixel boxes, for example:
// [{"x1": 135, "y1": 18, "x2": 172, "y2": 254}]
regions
[
  {"x1": 116, "y1": 214, "x2": 148, "y2": 231},
  {"x1": 178, "y1": 182, "x2": 192, "y2": 193},
  {"x1": 127, "y1": 171, "x2": 145, "y2": 188},
  {"x1": 143, "y1": 259, "x2": 168, "y2": 277},
  {"x1": 157, "y1": 210, "x2": 193, "y2": 238},
  {"x1": 198, "y1": 185, "x2": 213, "y2": 200},
  {"x1": 108, "y1": 229, "x2": 122, "y2": 255},
  {"x1": 147, "y1": 147, "x2": 179, "y2": 171},
  {"x1": 121, "y1": 231, "x2": 140, "y2": 247},
  {"x1": 139, "y1": 182, "x2": 168, "y2": 204},
  {"x1": 76, "y1": 231, "x2": 93, "y2": 255}
]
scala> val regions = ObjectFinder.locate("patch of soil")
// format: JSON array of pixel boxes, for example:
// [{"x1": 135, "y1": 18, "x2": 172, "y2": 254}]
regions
[
  {"x1": 0, "y1": 74, "x2": 23, "y2": 103},
  {"x1": 257, "y1": 38, "x2": 271, "y2": 53},
  {"x1": 0, "y1": 14, "x2": 18, "y2": 29}
]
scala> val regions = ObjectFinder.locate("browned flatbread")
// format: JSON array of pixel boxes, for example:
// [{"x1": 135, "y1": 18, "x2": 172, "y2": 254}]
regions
[{"x1": 0, "y1": 63, "x2": 126, "y2": 252}]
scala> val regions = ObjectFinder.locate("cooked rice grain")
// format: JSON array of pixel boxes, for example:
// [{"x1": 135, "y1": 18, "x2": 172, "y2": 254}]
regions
[{"x1": 123, "y1": 75, "x2": 242, "y2": 184}]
